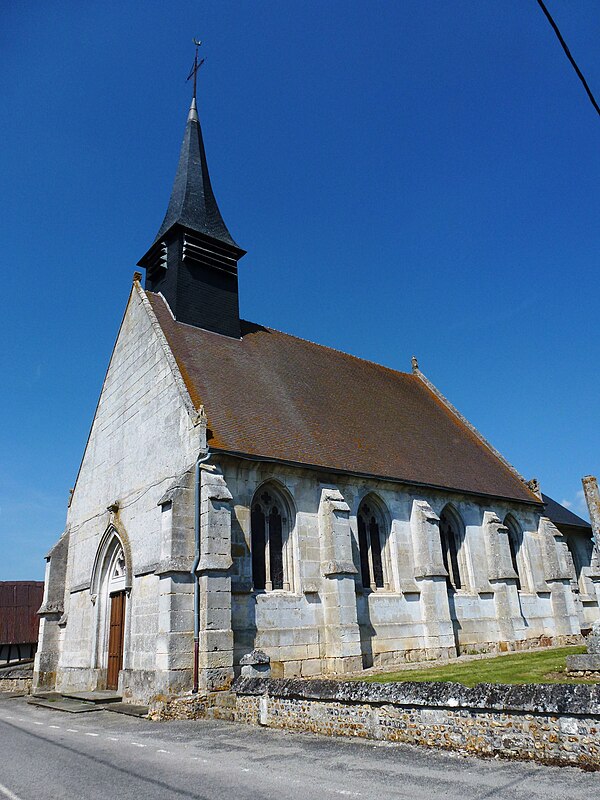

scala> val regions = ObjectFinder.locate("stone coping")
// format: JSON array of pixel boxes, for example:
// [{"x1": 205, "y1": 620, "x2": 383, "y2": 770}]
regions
[
  {"x1": 233, "y1": 676, "x2": 600, "y2": 716},
  {"x1": 0, "y1": 661, "x2": 34, "y2": 679}
]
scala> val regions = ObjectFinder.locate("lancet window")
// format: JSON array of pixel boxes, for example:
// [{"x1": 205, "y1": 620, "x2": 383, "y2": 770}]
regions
[
  {"x1": 504, "y1": 515, "x2": 531, "y2": 593},
  {"x1": 357, "y1": 498, "x2": 390, "y2": 591},
  {"x1": 251, "y1": 486, "x2": 292, "y2": 591},
  {"x1": 439, "y1": 506, "x2": 466, "y2": 592}
]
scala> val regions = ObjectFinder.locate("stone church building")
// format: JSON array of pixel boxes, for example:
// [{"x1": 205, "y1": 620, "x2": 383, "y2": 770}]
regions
[{"x1": 35, "y1": 91, "x2": 600, "y2": 704}]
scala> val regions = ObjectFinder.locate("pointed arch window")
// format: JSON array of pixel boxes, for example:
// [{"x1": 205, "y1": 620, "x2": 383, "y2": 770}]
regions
[
  {"x1": 439, "y1": 507, "x2": 467, "y2": 592},
  {"x1": 566, "y1": 532, "x2": 598, "y2": 595},
  {"x1": 357, "y1": 498, "x2": 390, "y2": 591},
  {"x1": 251, "y1": 487, "x2": 293, "y2": 591},
  {"x1": 504, "y1": 515, "x2": 531, "y2": 593}
]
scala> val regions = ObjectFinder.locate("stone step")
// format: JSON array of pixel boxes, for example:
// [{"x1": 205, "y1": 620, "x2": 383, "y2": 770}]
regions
[
  {"x1": 59, "y1": 690, "x2": 123, "y2": 704},
  {"x1": 28, "y1": 696, "x2": 104, "y2": 714},
  {"x1": 104, "y1": 702, "x2": 149, "y2": 718}
]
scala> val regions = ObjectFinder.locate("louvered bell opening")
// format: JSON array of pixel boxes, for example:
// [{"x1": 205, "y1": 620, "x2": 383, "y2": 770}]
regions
[
  {"x1": 141, "y1": 240, "x2": 168, "y2": 280},
  {"x1": 182, "y1": 231, "x2": 238, "y2": 276}
]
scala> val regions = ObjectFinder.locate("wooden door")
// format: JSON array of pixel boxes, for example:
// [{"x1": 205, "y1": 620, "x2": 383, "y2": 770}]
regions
[{"x1": 107, "y1": 591, "x2": 125, "y2": 690}]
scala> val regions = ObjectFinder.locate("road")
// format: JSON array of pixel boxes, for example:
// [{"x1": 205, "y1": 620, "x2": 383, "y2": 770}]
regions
[{"x1": 0, "y1": 695, "x2": 597, "y2": 800}]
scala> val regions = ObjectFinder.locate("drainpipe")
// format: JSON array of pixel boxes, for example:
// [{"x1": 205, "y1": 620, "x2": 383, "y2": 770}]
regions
[{"x1": 192, "y1": 449, "x2": 211, "y2": 694}]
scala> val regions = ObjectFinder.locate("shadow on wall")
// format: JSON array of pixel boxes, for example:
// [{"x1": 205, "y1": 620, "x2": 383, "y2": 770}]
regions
[
  {"x1": 231, "y1": 511, "x2": 258, "y2": 675},
  {"x1": 446, "y1": 589, "x2": 461, "y2": 653},
  {"x1": 356, "y1": 591, "x2": 375, "y2": 669}
]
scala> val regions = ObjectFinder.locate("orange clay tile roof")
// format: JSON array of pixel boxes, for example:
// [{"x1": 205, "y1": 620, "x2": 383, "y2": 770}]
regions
[{"x1": 148, "y1": 292, "x2": 540, "y2": 505}]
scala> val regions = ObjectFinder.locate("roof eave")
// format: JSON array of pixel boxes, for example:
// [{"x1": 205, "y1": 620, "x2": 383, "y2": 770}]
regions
[{"x1": 209, "y1": 447, "x2": 545, "y2": 508}]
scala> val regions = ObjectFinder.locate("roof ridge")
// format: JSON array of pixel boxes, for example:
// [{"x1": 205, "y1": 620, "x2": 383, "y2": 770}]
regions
[
  {"x1": 242, "y1": 318, "x2": 414, "y2": 380},
  {"x1": 412, "y1": 366, "x2": 540, "y2": 503}
]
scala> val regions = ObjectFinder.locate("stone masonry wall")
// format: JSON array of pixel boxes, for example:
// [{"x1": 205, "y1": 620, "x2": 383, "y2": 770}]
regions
[
  {"x1": 223, "y1": 456, "x2": 585, "y2": 678},
  {"x1": 233, "y1": 677, "x2": 600, "y2": 769},
  {"x1": 39, "y1": 282, "x2": 203, "y2": 703}
]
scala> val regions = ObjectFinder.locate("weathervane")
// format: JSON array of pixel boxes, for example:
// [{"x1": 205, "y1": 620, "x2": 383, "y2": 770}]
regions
[{"x1": 187, "y1": 38, "x2": 205, "y2": 100}]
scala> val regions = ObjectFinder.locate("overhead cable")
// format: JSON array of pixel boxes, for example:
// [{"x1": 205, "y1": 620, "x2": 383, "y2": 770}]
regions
[{"x1": 536, "y1": 0, "x2": 600, "y2": 117}]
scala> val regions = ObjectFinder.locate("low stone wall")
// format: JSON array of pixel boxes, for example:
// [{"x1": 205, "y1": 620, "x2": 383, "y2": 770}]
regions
[
  {"x1": 149, "y1": 690, "x2": 237, "y2": 722},
  {"x1": 0, "y1": 662, "x2": 33, "y2": 695},
  {"x1": 233, "y1": 677, "x2": 600, "y2": 769}
]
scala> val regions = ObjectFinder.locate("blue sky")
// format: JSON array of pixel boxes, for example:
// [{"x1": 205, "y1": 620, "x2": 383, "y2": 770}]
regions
[{"x1": 1, "y1": 1, "x2": 599, "y2": 580}]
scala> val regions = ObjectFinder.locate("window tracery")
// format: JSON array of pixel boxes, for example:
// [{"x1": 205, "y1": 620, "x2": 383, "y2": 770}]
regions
[
  {"x1": 251, "y1": 487, "x2": 292, "y2": 591},
  {"x1": 111, "y1": 548, "x2": 126, "y2": 582},
  {"x1": 357, "y1": 498, "x2": 390, "y2": 591}
]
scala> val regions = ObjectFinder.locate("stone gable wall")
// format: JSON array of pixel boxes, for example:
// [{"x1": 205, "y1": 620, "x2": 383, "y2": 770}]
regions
[{"x1": 37, "y1": 285, "x2": 202, "y2": 701}]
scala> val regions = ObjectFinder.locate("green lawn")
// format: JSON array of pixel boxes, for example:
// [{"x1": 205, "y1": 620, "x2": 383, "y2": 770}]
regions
[{"x1": 364, "y1": 645, "x2": 590, "y2": 686}]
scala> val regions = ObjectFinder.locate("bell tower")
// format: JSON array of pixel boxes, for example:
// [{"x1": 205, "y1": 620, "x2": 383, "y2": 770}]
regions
[{"x1": 138, "y1": 48, "x2": 245, "y2": 338}]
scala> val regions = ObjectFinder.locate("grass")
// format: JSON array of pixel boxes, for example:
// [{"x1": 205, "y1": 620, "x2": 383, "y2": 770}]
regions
[{"x1": 364, "y1": 646, "x2": 590, "y2": 687}]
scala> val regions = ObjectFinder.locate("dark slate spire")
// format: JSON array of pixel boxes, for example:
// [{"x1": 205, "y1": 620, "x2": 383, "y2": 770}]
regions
[
  {"x1": 152, "y1": 98, "x2": 240, "y2": 249},
  {"x1": 138, "y1": 93, "x2": 246, "y2": 339}
]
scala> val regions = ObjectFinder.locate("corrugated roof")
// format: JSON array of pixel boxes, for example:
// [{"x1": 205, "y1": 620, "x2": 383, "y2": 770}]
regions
[
  {"x1": 148, "y1": 292, "x2": 540, "y2": 505},
  {"x1": 542, "y1": 494, "x2": 591, "y2": 530}
]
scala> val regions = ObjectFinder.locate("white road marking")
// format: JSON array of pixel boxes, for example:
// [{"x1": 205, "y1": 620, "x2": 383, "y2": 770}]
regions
[
  {"x1": 106, "y1": 736, "x2": 119, "y2": 741},
  {"x1": 49, "y1": 725, "x2": 61, "y2": 729},
  {"x1": 0, "y1": 781, "x2": 25, "y2": 800},
  {"x1": 131, "y1": 742, "x2": 146, "y2": 748},
  {"x1": 85, "y1": 732, "x2": 99, "y2": 737},
  {"x1": 32, "y1": 721, "x2": 44, "y2": 726},
  {"x1": 156, "y1": 749, "x2": 170, "y2": 754},
  {"x1": 67, "y1": 728, "x2": 79, "y2": 733}
]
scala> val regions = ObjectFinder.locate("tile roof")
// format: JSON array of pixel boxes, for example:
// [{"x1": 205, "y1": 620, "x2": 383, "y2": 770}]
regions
[
  {"x1": 542, "y1": 494, "x2": 591, "y2": 530},
  {"x1": 148, "y1": 292, "x2": 540, "y2": 505}
]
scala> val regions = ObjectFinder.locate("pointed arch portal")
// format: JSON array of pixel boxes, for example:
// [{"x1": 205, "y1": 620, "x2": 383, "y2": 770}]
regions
[
  {"x1": 92, "y1": 528, "x2": 130, "y2": 691},
  {"x1": 106, "y1": 544, "x2": 126, "y2": 690}
]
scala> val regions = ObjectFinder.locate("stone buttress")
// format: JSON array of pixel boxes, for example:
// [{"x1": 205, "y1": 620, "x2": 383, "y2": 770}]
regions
[{"x1": 318, "y1": 488, "x2": 363, "y2": 673}]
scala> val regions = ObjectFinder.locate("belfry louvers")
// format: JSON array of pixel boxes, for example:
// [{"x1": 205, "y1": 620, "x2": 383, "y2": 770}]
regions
[{"x1": 138, "y1": 97, "x2": 245, "y2": 338}]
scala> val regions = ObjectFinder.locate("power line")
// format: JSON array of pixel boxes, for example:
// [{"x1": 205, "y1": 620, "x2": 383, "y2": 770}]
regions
[{"x1": 536, "y1": 0, "x2": 600, "y2": 118}]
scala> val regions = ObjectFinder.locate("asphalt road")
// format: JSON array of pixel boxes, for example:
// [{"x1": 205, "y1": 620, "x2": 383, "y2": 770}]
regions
[{"x1": 0, "y1": 695, "x2": 597, "y2": 800}]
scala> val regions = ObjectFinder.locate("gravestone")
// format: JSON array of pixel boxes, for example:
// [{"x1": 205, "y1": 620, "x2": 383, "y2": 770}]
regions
[{"x1": 566, "y1": 620, "x2": 600, "y2": 673}]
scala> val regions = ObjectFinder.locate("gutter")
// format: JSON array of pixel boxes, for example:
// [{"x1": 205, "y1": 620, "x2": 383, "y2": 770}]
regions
[{"x1": 192, "y1": 449, "x2": 211, "y2": 694}]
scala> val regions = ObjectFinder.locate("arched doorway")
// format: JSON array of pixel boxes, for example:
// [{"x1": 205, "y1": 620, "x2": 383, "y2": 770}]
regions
[
  {"x1": 105, "y1": 545, "x2": 126, "y2": 690},
  {"x1": 92, "y1": 535, "x2": 128, "y2": 692}
]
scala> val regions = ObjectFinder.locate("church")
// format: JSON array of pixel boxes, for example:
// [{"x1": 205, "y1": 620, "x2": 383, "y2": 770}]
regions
[{"x1": 34, "y1": 77, "x2": 600, "y2": 704}]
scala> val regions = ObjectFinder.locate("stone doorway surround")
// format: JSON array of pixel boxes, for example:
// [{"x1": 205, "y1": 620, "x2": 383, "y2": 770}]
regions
[{"x1": 90, "y1": 528, "x2": 131, "y2": 692}]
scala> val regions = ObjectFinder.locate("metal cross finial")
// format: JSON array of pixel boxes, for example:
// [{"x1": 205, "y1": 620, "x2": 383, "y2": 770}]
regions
[{"x1": 187, "y1": 38, "x2": 205, "y2": 100}]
